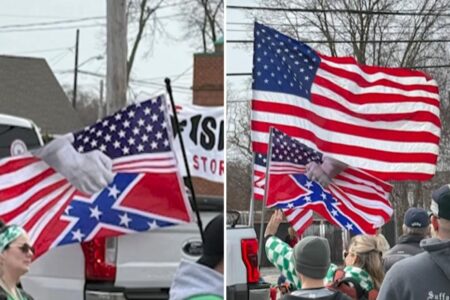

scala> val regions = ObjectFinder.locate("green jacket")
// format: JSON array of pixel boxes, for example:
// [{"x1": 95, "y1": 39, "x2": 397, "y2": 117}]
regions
[{"x1": 265, "y1": 236, "x2": 375, "y2": 292}]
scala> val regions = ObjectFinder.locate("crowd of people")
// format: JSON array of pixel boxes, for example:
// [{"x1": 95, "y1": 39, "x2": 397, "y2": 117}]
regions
[{"x1": 265, "y1": 184, "x2": 450, "y2": 300}]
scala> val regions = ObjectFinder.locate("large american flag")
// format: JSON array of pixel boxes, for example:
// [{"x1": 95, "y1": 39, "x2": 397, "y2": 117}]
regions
[
  {"x1": 0, "y1": 95, "x2": 192, "y2": 257},
  {"x1": 251, "y1": 22, "x2": 441, "y2": 182},
  {"x1": 266, "y1": 128, "x2": 393, "y2": 235}
]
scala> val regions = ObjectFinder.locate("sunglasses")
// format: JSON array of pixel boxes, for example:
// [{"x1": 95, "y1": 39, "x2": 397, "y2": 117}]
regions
[
  {"x1": 13, "y1": 243, "x2": 35, "y2": 255},
  {"x1": 343, "y1": 250, "x2": 348, "y2": 259}
]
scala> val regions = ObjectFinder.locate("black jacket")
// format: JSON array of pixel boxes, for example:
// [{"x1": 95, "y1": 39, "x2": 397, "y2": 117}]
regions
[{"x1": 383, "y1": 234, "x2": 425, "y2": 272}]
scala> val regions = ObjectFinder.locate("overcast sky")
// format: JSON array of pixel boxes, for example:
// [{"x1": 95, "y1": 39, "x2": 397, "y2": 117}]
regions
[{"x1": 0, "y1": 0, "x2": 198, "y2": 105}]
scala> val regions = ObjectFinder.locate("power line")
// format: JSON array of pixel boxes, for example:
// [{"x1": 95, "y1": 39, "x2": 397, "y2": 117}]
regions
[
  {"x1": 228, "y1": 39, "x2": 450, "y2": 44},
  {"x1": 226, "y1": 65, "x2": 450, "y2": 76},
  {"x1": 69, "y1": 69, "x2": 192, "y2": 90},
  {"x1": 226, "y1": 21, "x2": 450, "y2": 29},
  {"x1": 0, "y1": 16, "x2": 105, "y2": 29},
  {"x1": 0, "y1": 23, "x2": 105, "y2": 33},
  {"x1": 14, "y1": 46, "x2": 74, "y2": 54},
  {"x1": 226, "y1": 5, "x2": 450, "y2": 17}
]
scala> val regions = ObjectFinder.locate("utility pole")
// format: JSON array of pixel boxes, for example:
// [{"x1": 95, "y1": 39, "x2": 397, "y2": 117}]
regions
[
  {"x1": 72, "y1": 29, "x2": 79, "y2": 109},
  {"x1": 106, "y1": 0, "x2": 127, "y2": 114},
  {"x1": 98, "y1": 80, "x2": 104, "y2": 119}
]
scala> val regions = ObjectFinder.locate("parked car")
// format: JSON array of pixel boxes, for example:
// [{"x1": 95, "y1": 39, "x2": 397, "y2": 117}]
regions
[{"x1": 0, "y1": 113, "x2": 44, "y2": 158}]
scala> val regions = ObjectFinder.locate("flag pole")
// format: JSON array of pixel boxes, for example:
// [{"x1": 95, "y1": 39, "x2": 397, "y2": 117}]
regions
[
  {"x1": 249, "y1": 153, "x2": 256, "y2": 227},
  {"x1": 165, "y1": 78, "x2": 204, "y2": 242},
  {"x1": 258, "y1": 127, "x2": 275, "y2": 267}
]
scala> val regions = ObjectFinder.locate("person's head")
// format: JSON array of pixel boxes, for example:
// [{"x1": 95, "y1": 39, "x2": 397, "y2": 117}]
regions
[
  {"x1": 197, "y1": 214, "x2": 224, "y2": 274},
  {"x1": 430, "y1": 184, "x2": 450, "y2": 240},
  {"x1": 293, "y1": 236, "x2": 330, "y2": 284},
  {"x1": 402, "y1": 207, "x2": 430, "y2": 237},
  {"x1": 0, "y1": 224, "x2": 34, "y2": 280},
  {"x1": 344, "y1": 235, "x2": 384, "y2": 290}
]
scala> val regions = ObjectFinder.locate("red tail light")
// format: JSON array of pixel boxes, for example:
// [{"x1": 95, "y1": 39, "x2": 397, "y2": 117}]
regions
[
  {"x1": 81, "y1": 237, "x2": 116, "y2": 281},
  {"x1": 241, "y1": 238, "x2": 260, "y2": 283}
]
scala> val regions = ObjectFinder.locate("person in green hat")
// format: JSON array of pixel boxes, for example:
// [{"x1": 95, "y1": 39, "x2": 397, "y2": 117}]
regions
[
  {"x1": 0, "y1": 223, "x2": 34, "y2": 300},
  {"x1": 265, "y1": 210, "x2": 383, "y2": 300}
]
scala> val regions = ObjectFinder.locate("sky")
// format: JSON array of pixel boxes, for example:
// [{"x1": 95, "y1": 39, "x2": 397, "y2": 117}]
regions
[
  {"x1": 0, "y1": 0, "x2": 198, "y2": 105},
  {"x1": 226, "y1": 0, "x2": 256, "y2": 101}
]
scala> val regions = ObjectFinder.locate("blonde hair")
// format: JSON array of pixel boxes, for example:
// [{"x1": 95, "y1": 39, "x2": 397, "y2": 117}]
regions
[{"x1": 348, "y1": 235, "x2": 385, "y2": 290}]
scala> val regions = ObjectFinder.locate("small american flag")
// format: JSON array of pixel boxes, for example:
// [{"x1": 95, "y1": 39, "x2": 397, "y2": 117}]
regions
[
  {"x1": 251, "y1": 22, "x2": 440, "y2": 182},
  {"x1": 266, "y1": 127, "x2": 393, "y2": 235},
  {"x1": 0, "y1": 95, "x2": 192, "y2": 257}
]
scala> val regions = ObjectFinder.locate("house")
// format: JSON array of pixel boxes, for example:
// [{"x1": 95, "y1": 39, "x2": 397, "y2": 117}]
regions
[{"x1": 0, "y1": 55, "x2": 83, "y2": 135}]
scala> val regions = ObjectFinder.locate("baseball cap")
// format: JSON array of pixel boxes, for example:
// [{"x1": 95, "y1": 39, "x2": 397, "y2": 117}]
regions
[
  {"x1": 197, "y1": 214, "x2": 224, "y2": 269},
  {"x1": 431, "y1": 184, "x2": 450, "y2": 220},
  {"x1": 404, "y1": 207, "x2": 430, "y2": 228}
]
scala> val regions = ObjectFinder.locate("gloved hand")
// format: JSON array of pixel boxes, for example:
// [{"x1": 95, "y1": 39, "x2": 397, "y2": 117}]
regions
[
  {"x1": 32, "y1": 134, "x2": 114, "y2": 195},
  {"x1": 305, "y1": 156, "x2": 347, "y2": 188}
]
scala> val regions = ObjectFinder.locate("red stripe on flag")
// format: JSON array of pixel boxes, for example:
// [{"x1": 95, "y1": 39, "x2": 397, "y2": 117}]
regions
[
  {"x1": 0, "y1": 157, "x2": 40, "y2": 176},
  {"x1": 251, "y1": 122, "x2": 438, "y2": 164},
  {"x1": 1, "y1": 179, "x2": 68, "y2": 223},
  {"x1": 252, "y1": 100, "x2": 440, "y2": 143},
  {"x1": 0, "y1": 168, "x2": 56, "y2": 201},
  {"x1": 318, "y1": 62, "x2": 440, "y2": 96}
]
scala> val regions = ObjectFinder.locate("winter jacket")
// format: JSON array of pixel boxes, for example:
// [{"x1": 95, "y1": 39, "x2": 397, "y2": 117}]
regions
[
  {"x1": 378, "y1": 238, "x2": 450, "y2": 300},
  {"x1": 265, "y1": 236, "x2": 376, "y2": 295},
  {"x1": 169, "y1": 259, "x2": 223, "y2": 300},
  {"x1": 383, "y1": 234, "x2": 425, "y2": 272}
]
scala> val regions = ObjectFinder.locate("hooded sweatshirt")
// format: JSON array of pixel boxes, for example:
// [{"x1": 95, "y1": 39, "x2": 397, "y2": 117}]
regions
[
  {"x1": 378, "y1": 238, "x2": 450, "y2": 300},
  {"x1": 265, "y1": 236, "x2": 375, "y2": 294},
  {"x1": 169, "y1": 259, "x2": 224, "y2": 300}
]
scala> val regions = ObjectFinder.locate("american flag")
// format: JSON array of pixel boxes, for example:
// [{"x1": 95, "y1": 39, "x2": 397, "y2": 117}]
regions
[
  {"x1": 0, "y1": 95, "x2": 192, "y2": 257},
  {"x1": 266, "y1": 127, "x2": 393, "y2": 235},
  {"x1": 251, "y1": 22, "x2": 441, "y2": 182}
]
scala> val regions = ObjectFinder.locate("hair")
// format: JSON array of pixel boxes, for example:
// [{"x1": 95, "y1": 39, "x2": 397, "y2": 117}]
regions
[
  {"x1": 348, "y1": 235, "x2": 385, "y2": 290},
  {"x1": 436, "y1": 217, "x2": 450, "y2": 239},
  {"x1": 402, "y1": 225, "x2": 430, "y2": 237}
]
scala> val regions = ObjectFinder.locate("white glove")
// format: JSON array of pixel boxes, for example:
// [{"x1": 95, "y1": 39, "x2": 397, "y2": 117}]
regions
[
  {"x1": 305, "y1": 156, "x2": 347, "y2": 188},
  {"x1": 32, "y1": 134, "x2": 114, "y2": 195}
]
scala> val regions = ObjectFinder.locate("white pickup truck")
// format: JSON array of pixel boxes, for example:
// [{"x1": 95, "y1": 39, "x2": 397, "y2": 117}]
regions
[
  {"x1": 21, "y1": 202, "x2": 222, "y2": 300},
  {"x1": 0, "y1": 113, "x2": 223, "y2": 300},
  {"x1": 226, "y1": 211, "x2": 271, "y2": 300}
]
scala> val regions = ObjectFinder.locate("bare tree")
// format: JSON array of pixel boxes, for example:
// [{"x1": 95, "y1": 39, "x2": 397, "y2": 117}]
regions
[
  {"x1": 179, "y1": 0, "x2": 224, "y2": 52},
  {"x1": 126, "y1": 0, "x2": 165, "y2": 81},
  {"x1": 227, "y1": 0, "x2": 450, "y2": 235}
]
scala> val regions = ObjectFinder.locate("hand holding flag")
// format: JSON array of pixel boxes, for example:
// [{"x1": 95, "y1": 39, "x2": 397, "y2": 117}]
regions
[
  {"x1": 33, "y1": 134, "x2": 114, "y2": 195},
  {"x1": 265, "y1": 127, "x2": 393, "y2": 235},
  {"x1": 305, "y1": 157, "x2": 348, "y2": 188},
  {"x1": 0, "y1": 95, "x2": 192, "y2": 258}
]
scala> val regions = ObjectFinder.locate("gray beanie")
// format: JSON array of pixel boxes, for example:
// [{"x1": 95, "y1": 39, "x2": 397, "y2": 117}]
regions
[{"x1": 293, "y1": 236, "x2": 330, "y2": 279}]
